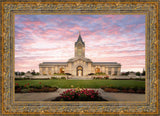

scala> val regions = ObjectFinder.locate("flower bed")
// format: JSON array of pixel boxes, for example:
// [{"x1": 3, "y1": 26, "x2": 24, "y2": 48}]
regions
[
  {"x1": 59, "y1": 89, "x2": 105, "y2": 101},
  {"x1": 101, "y1": 86, "x2": 145, "y2": 94},
  {"x1": 15, "y1": 83, "x2": 58, "y2": 93}
]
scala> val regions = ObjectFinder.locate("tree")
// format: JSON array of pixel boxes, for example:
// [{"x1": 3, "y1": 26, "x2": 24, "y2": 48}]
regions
[
  {"x1": 136, "y1": 72, "x2": 140, "y2": 76},
  {"x1": 31, "y1": 70, "x2": 36, "y2": 75},
  {"x1": 27, "y1": 71, "x2": 31, "y2": 73},
  {"x1": 142, "y1": 69, "x2": 145, "y2": 76},
  {"x1": 121, "y1": 71, "x2": 129, "y2": 76},
  {"x1": 20, "y1": 72, "x2": 25, "y2": 75},
  {"x1": 34, "y1": 72, "x2": 39, "y2": 75},
  {"x1": 15, "y1": 72, "x2": 18, "y2": 75}
]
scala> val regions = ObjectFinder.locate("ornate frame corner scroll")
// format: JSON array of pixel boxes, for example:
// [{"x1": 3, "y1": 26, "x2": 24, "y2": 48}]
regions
[{"x1": 1, "y1": 1, "x2": 159, "y2": 115}]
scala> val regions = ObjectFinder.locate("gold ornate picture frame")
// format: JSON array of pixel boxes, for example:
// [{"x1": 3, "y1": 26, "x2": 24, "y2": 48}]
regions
[{"x1": 0, "y1": 0, "x2": 159, "y2": 115}]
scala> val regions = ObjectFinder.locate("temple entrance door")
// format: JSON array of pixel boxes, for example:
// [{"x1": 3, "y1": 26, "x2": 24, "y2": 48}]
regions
[{"x1": 77, "y1": 66, "x2": 83, "y2": 76}]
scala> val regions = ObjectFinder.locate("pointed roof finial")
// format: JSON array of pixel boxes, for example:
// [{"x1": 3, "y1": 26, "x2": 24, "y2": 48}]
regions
[{"x1": 75, "y1": 31, "x2": 85, "y2": 45}]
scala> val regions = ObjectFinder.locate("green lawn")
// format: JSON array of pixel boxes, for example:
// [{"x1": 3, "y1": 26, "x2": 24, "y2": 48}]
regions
[{"x1": 15, "y1": 80, "x2": 145, "y2": 89}]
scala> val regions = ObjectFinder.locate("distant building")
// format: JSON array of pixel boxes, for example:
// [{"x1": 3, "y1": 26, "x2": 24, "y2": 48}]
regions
[{"x1": 39, "y1": 33, "x2": 121, "y2": 77}]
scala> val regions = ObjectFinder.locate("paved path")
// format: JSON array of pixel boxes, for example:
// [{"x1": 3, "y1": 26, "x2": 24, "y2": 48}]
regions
[{"x1": 15, "y1": 89, "x2": 145, "y2": 101}]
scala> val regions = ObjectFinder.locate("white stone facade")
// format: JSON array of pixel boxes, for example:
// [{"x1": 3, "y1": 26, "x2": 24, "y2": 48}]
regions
[{"x1": 39, "y1": 34, "x2": 121, "y2": 76}]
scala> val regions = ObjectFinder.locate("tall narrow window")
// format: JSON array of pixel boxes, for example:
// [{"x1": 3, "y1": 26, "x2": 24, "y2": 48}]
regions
[
  {"x1": 77, "y1": 44, "x2": 82, "y2": 56},
  {"x1": 108, "y1": 67, "x2": 111, "y2": 75},
  {"x1": 114, "y1": 68, "x2": 118, "y2": 75}
]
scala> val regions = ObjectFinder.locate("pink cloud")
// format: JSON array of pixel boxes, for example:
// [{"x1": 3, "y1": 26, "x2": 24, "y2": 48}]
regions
[{"x1": 104, "y1": 15, "x2": 125, "y2": 20}]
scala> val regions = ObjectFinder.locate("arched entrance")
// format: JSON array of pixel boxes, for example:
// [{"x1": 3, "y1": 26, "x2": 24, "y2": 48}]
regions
[
  {"x1": 60, "y1": 68, "x2": 65, "y2": 73},
  {"x1": 95, "y1": 68, "x2": 100, "y2": 73},
  {"x1": 77, "y1": 66, "x2": 83, "y2": 76}
]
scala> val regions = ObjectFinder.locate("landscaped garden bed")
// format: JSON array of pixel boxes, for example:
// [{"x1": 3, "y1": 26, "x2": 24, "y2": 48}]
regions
[
  {"x1": 15, "y1": 83, "x2": 58, "y2": 93},
  {"x1": 53, "y1": 88, "x2": 106, "y2": 101},
  {"x1": 101, "y1": 86, "x2": 145, "y2": 94}
]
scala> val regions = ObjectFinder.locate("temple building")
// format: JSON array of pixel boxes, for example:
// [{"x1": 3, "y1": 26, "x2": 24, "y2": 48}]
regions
[{"x1": 39, "y1": 33, "x2": 121, "y2": 76}]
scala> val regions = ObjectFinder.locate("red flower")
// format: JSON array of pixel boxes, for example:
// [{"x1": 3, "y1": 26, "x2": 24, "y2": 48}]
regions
[
  {"x1": 16, "y1": 83, "x2": 19, "y2": 86},
  {"x1": 39, "y1": 82, "x2": 41, "y2": 84},
  {"x1": 27, "y1": 83, "x2": 29, "y2": 85},
  {"x1": 24, "y1": 84, "x2": 26, "y2": 87},
  {"x1": 60, "y1": 89, "x2": 99, "y2": 100},
  {"x1": 91, "y1": 96, "x2": 94, "y2": 98}
]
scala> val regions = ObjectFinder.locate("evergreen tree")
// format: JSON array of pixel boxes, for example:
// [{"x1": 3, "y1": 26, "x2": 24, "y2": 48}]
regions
[{"x1": 142, "y1": 68, "x2": 145, "y2": 76}]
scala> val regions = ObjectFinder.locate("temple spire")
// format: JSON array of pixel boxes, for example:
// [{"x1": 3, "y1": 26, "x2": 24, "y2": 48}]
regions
[
  {"x1": 75, "y1": 31, "x2": 84, "y2": 45},
  {"x1": 75, "y1": 32, "x2": 85, "y2": 57}
]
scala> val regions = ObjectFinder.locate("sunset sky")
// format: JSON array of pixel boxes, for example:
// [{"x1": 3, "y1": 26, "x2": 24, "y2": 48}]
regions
[{"x1": 15, "y1": 15, "x2": 145, "y2": 72}]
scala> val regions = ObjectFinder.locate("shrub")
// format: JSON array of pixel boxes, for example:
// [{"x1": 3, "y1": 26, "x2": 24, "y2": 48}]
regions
[
  {"x1": 93, "y1": 76, "x2": 109, "y2": 80},
  {"x1": 140, "y1": 87, "x2": 145, "y2": 91},
  {"x1": 51, "y1": 77, "x2": 57, "y2": 79},
  {"x1": 121, "y1": 72, "x2": 129, "y2": 76},
  {"x1": 29, "y1": 85, "x2": 37, "y2": 89},
  {"x1": 54, "y1": 73, "x2": 66, "y2": 75},
  {"x1": 118, "y1": 87, "x2": 123, "y2": 90},
  {"x1": 35, "y1": 86, "x2": 42, "y2": 89},
  {"x1": 65, "y1": 73, "x2": 72, "y2": 75},
  {"x1": 104, "y1": 76, "x2": 109, "y2": 79},
  {"x1": 95, "y1": 72, "x2": 106, "y2": 75},
  {"x1": 15, "y1": 83, "x2": 20, "y2": 89},
  {"x1": 93, "y1": 77, "x2": 103, "y2": 79},
  {"x1": 133, "y1": 86, "x2": 138, "y2": 92},
  {"x1": 15, "y1": 77, "x2": 30, "y2": 80},
  {"x1": 43, "y1": 85, "x2": 52, "y2": 88},
  {"x1": 88, "y1": 73, "x2": 95, "y2": 75},
  {"x1": 61, "y1": 77, "x2": 66, "y2": 80}
]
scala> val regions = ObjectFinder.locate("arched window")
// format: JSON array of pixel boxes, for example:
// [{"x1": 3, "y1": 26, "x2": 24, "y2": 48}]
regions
[
  {"x1": 60, "y1": 68, "x2": 65, "y2": 73},
  {"x1": 48, "y1": 68, "x2": 52, "y2": 75},
  {"x1": 42, "y1": 68, "x2": 46, "y2": 75},
  {"x1": 95, "y1": 68, "x2": 100, "y2": 73}
]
